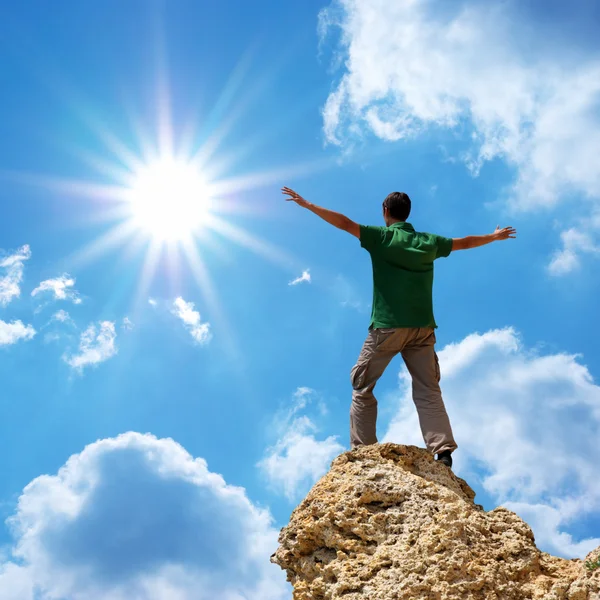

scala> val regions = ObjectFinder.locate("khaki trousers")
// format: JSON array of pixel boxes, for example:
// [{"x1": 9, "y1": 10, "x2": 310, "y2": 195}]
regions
[{"x1": 350, "y1": 327, "x2": 457, "y2": 455}]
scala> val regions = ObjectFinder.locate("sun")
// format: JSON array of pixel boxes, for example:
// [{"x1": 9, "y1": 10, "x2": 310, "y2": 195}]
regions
[{"x1": 127, "y1": 158, "x2": 212, "y2": 241}]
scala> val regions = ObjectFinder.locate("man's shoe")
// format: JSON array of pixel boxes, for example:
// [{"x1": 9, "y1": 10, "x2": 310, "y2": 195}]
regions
[{"x1": 436, "y1": 450, "x2": 453, "y2": 468}]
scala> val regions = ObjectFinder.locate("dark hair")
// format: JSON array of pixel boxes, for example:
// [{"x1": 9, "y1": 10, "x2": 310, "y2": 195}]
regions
[{"x1": 383, "y1": 192, "x2": 411, "y2": 221}]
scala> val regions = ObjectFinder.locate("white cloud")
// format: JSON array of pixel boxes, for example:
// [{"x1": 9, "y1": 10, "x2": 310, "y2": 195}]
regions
[
  {"x1": 319, "y1": 0, "x2": 600, "y2": 268},
  {"x1": 503, "y1": 502, "x2": 600, "y2": 560},
  {"x1": 122, "y1": 317, "x2": 134, "y2": 331},
  {"x1": 290, "y1": 387, "x2": 315, "y2": 414},
  {"x1": 383, "y1": 327, "x2": 600, "y2": 558},
  {"x1": 288, "y1": 270, "x2": 311, "y2": 286},
  {"x1": 52, "y1": 310, "x2": 72, "y2": 323},
  {"x1": 259, "y1": 388, "x2": 344, "y2": 501},
  {"x1": 171, "y1": 297, "x2": 211, "y2": 345},
  {"x1": 32, "y1": 274, "x2": 82, "y2": 305},
  {"x1": 148, "y1": 298, "x2": 157, "y2": 307},
  {"x1": 64, "y1": 321, "x2": 117, "y2": 371},
  {"x1": 548, "y1": 227, "x2": 600, "y2": 275},
  {"x1": 0, "y1": 320, "x2": 36, "y2": 346},
  {"x1": 0, "y1": 245, "x2": 31, "y2": 306},
  {"x1": 0, "y1": 432, "x2": 289, "y2": 600}
]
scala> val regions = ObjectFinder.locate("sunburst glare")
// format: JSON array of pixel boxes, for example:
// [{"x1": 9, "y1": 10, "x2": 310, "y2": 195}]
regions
[
  {"x1": 126, "y1": 157, "x2": 213, "y2": 241},
  {"x1": 2, "y1": 45, "x2": 336, "y2": 363}
]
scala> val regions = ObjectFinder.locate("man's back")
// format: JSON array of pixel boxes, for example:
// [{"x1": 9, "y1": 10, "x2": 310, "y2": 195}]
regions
[{"x1": 359, "y1": 222, "x2": 453, "y2": 330}]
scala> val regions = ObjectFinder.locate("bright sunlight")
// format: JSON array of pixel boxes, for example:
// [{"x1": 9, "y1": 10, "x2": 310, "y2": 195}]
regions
[{"x1": 128, "y1": 158, "x2": 212, "y2": 241}]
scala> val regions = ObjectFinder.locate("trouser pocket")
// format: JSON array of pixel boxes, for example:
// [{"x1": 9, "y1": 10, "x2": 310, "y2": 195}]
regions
[{"x1": 350, "y1": 360, "x2": 368, "y2": 389}]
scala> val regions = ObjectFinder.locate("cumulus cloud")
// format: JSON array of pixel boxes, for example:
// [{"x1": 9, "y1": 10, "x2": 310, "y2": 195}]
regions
[
  {"x1": 288, "y1": 270, "x2": 311, "y2": 286},
  {"x1": 0, "y1": 245, "x2": 31, "y2": 306},
  {"x1": 548, "y1": 227, "x2": 600, "y2": 275},
  {"x1": 319, "y1": 0, "x2": 600, "y2": 269},
  {"x1": 0, "y1": 432, "x2": 289, "y2": 600},
  {"x1": 383, "y1": 327, "x2": 600, "y2": 558},
  {"x1": 32, "y1": 274, "x2": 82, "y2": 305},
  {"x1": 64, "y1": 321, "x2": 117, "y2": 371},
  {"x1": 0, "y1": 320, "x2": 36, "y2": 346},
  {"x1": 259, "y1": 387, "x2": 344, "y2": 501},
  {"x1": 171, "y1": 297, "x2": 211, "y2": 345},
  {"x1": 504, "y1": 502, "x2": 600, "y2": 560}
]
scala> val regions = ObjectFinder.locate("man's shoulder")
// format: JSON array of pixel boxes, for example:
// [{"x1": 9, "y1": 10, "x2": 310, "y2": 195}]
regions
[
  {"x1": 359, "y1": 224, "x2": 390, "y2": 251},
  {"x1": 359, "y1": 224, "x2": 387, "y2": 232},
  {"x1": 417, "y1": 230, "x2": 453, "y2": 258},
  {"x1": 414, "y1": 229, "x2": 449, "y2": 242}
]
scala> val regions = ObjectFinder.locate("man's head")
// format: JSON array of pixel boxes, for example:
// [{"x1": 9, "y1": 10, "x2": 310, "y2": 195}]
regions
[{"x1": 382, "y1": 192, "x2": 411, "y2": 226}]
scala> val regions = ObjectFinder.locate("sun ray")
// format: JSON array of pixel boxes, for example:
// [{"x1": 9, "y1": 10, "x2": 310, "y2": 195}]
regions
[
  {"x1": 179, "y1": 239, "x2": 220, "y2": 316},
  {"x1": 205, "y1": 213, "x2": 299, "y2": 270},
  {"x1": 205, "y1": 89, "x2": 328, "y2": 182},
  {"x1": 164, "y1": 241, "x2": 184, "y2": 297},
  {"x1": 190, "y1": 48, "x2": 257, "y2": 169},
  {"x1": 118, "y1": 230, "x2": 154, "y2": 266},
  {"x1": 209, "y1": 157, "x2": 335, "y2": 198},
  {"x1": 179, "y1": 237, "x2": 243, "y2": 363},
  {"x1": 0, "y1": 169, "x2": 131, "y2": 204},
  {"x1": 91, "y1": 127, "x2": 147, "y2": 175},
  {"x1": 66, "y1": 220, "x2": 140, "y2": 271},
  {"x1": 133, "y1": 238, "x2": 164, "y2": 309},
  {"x1": 64, "y1": 147, "x2": 135, "y2": 186},
  {"x1": 155, "y1": 55, "x2": 174, "y2": 159}
]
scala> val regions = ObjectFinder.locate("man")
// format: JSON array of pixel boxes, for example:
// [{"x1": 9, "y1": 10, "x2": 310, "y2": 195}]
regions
[{"x1": 282, "y1": 186, "x2": 516, "y2": 468}]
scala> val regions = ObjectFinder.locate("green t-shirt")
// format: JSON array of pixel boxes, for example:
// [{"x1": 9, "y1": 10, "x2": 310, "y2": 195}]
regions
[{"x1": 359, "y1": 222, "x2": 453, "y2": 329}]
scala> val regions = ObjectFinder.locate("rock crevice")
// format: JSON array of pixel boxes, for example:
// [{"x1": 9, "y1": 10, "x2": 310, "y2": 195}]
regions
[{"x1": 272, "y1": 444, "x2": 600, "y2": 600}]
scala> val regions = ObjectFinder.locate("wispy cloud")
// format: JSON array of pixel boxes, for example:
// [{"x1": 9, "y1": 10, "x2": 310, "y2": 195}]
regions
[
  {"x1": 122, "y1": 316, "x2": 134, "y2": 331},
  {"x1": 288, "y1": 270, "x2": 311, "y2": 286},
  {"x1": 64, "y1": 321, "x2": 117, "y2": 371},
  {"x1": 52, "y1": 309, "x2": 72, "y2": 323},
  {"x1": 0, "y1": 245, "x2": 31, "y2": 306},
  {"x1": 31, "y1": 274, "x2": 82, "y2": 305},
  {"x1": 258, "y1": 387, "x2": 343, "y2": 501},
  {"x1": 172, "y1": 297, "x2": 211, "y2": 345},
  {"x1": 320, "y1": 0, "x2": 600, "y2": 269},
  {"x1": 384, "y1": 327, "x2": 600, "y2": 558},
  {"x1": 333, "y1": 274, "x2": 364, "y2": 311},
  {"x1": 148, "y1": 297, "x2": 157, "y2": 307},
  {"x1": 44, "y1": 332, "x2": 61, "y2": 344},
  {"x1": 0, "y1": 320, "x2": 36, "y2": 346}
]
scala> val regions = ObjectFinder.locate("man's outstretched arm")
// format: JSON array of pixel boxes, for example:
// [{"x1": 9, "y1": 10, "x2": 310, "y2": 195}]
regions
[
  {"x1": 452, "y1": 226, "x2": 517, "y2": 251},
  {"x1": 282, "y1": 187, "x2": 360, "y2": 238}
]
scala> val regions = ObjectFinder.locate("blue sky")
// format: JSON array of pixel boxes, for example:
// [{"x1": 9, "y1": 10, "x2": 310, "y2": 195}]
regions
[{"x1": 1, "y1": 0, "x2": 600, "y2": 598}]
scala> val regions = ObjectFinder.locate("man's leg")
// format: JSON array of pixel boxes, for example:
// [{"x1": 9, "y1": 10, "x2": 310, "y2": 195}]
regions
[
  {"x1": 350, "y1": 329, "x2": 399, "y2": 448},
  {"x1": 401, "y1": 329, "x2": 457, "y2": 456}
]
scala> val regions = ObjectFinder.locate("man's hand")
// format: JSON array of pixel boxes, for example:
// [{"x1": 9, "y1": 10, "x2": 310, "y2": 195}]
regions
[
  {"x1": 492, "y1": 226, "x2": 517, "y2": 241},
  {"x1": 281, "y1": 186, "x2": 360, "y2": 238},
  {"x1": 282, "y1": 187, "x2": 309, "y2": 208}
]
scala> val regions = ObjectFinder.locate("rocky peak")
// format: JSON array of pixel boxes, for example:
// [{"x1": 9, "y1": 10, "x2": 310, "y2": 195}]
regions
[{"x1": 271, "y1": 444, "x2": 600, "y2": 600}]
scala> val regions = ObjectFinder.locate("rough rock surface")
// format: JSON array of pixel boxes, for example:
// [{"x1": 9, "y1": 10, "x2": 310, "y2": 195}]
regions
[{"x1": 272, "y1": 444, "x2": 600, "y2": 600}]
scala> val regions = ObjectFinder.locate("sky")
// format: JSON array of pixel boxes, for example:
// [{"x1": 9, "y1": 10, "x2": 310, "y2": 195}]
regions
[{"x1": 0, "y1": 0, "x2": 599, "y2": 598}]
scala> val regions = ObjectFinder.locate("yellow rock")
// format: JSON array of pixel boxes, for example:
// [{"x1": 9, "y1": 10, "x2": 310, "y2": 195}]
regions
[{"x1": 271, "y1": 444, "x2": 600, "y2": 600}]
